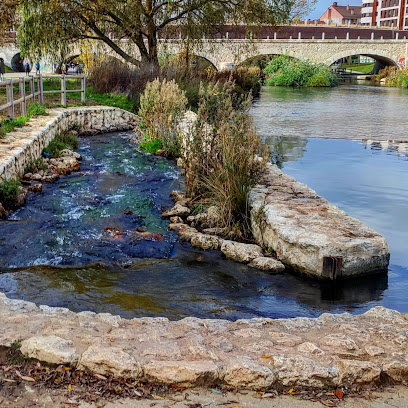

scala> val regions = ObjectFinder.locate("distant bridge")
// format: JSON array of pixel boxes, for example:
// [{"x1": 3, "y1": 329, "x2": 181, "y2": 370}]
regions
[{"x1": 2, "y1": 26, "x2": 407, "y2": 72}]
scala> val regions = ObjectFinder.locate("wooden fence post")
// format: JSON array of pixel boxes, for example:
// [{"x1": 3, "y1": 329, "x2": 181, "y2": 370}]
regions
[
  {"x1": 19, "y1": 78, "x2": 27, "y2": 117},
  {"x1": 29, "y1": 76, "x2": 34, "y2": 102},
  {"x1": 81, "y1": 75, "x2": 86, "y2": 103},
  {"x1": 61, "y1": 75, "x2": 66, "y2": 106},
  {"x1": 39, "y1": 74, "x2": 44, "y2": 105},
  {"x1": 6, "y1": 79, "x2": 15, "y2": 119}
]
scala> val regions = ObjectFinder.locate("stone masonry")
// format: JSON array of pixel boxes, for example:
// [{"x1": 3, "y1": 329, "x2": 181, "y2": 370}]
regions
[
  {"x1": 0, "y1": 107, "x2": 138, "y2": 182},
  {"x1": 0, "y1": 293, "x2": 407, "y2": 389}
]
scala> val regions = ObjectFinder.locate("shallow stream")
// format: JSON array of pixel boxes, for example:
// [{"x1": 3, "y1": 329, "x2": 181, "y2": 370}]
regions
[{"x1": 1, "y1": 84, "x2": 407, "y2": 319}]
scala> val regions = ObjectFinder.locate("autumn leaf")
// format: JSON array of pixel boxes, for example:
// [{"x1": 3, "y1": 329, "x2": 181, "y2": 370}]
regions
[{"x1": 335, "y1": 388, "x2": 344, "y2": 400}]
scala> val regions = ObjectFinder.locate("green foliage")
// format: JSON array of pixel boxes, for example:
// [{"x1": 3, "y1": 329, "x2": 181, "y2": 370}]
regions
[
  {"x1": 378, "y1": 66, "x2": 408, "y2": 87},
  {"x1": 139, "y1": 137, "x2": 163, "y2": 154},
  {"x1": 43, "y1": 131, "x2": 79, "y2": 158},
  {"x1": 0, "y1": 116, "x2": 30, "y2": 138},
  {"x1": 139, "y1": 78, "x2": 187, "y2": 157},
  {"x1": 186, "y1": 80, "x2": 267, "y2": 237},
  {"x1": 27, "y1": 102, "x2": 48, "y2": 116},
  {"x1": 25, "y1": 157, "x2": 47, "y2": 174},
  {"x1": 264, "y1": 55, "x2": 338, "y2": 87},
  {"x1": 0, "y1": 179, "x2": 21, "y2": 208}
]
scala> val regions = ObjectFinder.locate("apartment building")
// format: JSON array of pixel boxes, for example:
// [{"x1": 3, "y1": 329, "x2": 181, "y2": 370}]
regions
[{"x1": 361, "y1": 0, "x2": 408, "y2": 29}]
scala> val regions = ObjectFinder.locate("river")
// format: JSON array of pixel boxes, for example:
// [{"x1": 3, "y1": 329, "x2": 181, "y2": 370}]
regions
[{"x1": 0, "y1": 83, "x2": 407, "y2": 319}]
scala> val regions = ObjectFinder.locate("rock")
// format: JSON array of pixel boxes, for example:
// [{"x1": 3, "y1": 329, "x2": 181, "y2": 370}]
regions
[
  {"x1": 162, "y1": 203, "x2": 190, "y2": 217},
  {"x1": 41, "y1": 174, "x2": 60, "y2": 183},
  {"x1": 382, "y1": 359, "x2": 408, "y2": 385},
  {"x1": 221, "y1": 240, "x2": 263, "y2": 263},
  {"x1": 15, "y1": 187, "x2": 28, "y2": 207},
  {"x1": 24, "y1": 173, "x2": 33, "y2": 179},
  {"x1": 143, "y1": 360, "x2": 218, "y2": 386},
  {"x1": 20, "y1": 335, "x2": 79, "y2": 364},
  {"x1": 365, "y1": 345, "x2": 385, "y2": 356},
  {"x1": 155, "y1": 149, "x2": 166, "y2": 156},
  {"x1": 190, "y1": 233, "x2": 223, "y2": 250},
  {"x1": 0, "y1": 202, "x2": 6, "y2": 219},
  {"x1": 297, "y1": 342, "x2": 325, "y2": 356},
  {"x1": 272, "y1": 355, "x2": 337, "y2": 387},
  {"x1": 322, "y1": 334, "x2": 359, "y2": 351},
  {"x1": 29, "y1": 183, "x2": 43, "y2": 193},
  {"x1": 202, "y1": 227, "x2": 225, "y2": 236},
  {"x1": 334, "y1": 359, "x2": 381, "y2": 385},
  {"x1": 170, "y1": 216, "x2": 184, "y2": 224},
  {"x1": 79, "y1": 345, "x2": 141, "y2": 378},
  {"x1": 249, "y1": 164, "x2": 390, "y2": 279},
  {"x1": 222, "y1": 357, "x2": 275, "y2": 389},
  {"x1": 207, "y1": 205, "x2": 221, "y2": 226},
  {"x1": 60, "y1": 149, "x2": 82, "y2": 160},
  {"x1": 248, "y1": 257, "x2": 285, "y2": 272},
  {"x1": 176, "y1": 158, "x2": 184, "y2": 167},
  {"x1": 269, "y1": 332, "x2": 302, "y2": 347},
  {"x1": 170, "y1": 190, "x2": 185, "y2": 201},
  {"x1": 187, "y1": 213, "x2": 208, "y2": 227},
  {"x1": 31, "y1": 173, "x2": 43, "y2": 181}
]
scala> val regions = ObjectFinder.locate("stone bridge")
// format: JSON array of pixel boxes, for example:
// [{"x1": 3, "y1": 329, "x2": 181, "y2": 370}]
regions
[{"x1": 2, "y1": 30, "x2": 408, "y2": 72}]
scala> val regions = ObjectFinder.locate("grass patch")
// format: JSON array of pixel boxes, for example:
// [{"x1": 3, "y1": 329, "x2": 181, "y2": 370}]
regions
[
  {"x1": 0, "y1": 179, "x2": 21, "y2": 208},
  {"x1": 340, "y1": 63, "x2": 374, "y2": 74},
  {"x1": 0, "y1": 116, "x2": 30, "y2": 138},
  {"x1": 27, "y1": 102, "x2": 48, "y2": 116},
  {"x1": 43, "y1": 131, "x2": 79, "y2": 158}
]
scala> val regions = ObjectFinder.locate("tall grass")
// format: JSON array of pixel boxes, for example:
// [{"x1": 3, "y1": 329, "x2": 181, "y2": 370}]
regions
[
  {"x1": 376, "y1": 66, "x2": 408, "y2": 87},
  {"x1": 185, "y1": 81, "x2": 267, "y2": 237},
  {"x1": 264, "y1": 55, "x2": 338, "y2": 87}
]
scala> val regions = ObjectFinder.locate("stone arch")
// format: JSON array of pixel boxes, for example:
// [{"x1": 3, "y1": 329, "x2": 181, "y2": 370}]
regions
[
  {"x1": 325, "y1": 49, "x2": 399, "y2": 68},
  {"x1": 234, "y1": 49, "x2": 303, "y2": 67}
]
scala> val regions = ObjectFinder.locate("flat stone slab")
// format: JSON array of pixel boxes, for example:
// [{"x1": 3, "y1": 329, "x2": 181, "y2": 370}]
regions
[
  {"x1": 0, "y1": 293, "x2": 407, "y2": 389},
  {"x1": 249, "y1": 164, "x2": 390, "y2": 279}
]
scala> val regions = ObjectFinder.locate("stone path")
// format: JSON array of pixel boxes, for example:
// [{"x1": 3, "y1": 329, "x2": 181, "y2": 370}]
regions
[{"x1": 0, "y1": 293, "x2": 407, "y2": 390}]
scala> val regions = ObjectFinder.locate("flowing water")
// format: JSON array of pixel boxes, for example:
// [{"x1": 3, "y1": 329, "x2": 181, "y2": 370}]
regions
[{"x1": 0, "y1": 84, "x2": 407, "y2": 319}]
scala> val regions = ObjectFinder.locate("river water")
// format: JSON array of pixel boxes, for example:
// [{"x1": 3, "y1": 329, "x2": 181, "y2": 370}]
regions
[{"x1": 0, "y1": 84, "x2": 407, "y2": 319}]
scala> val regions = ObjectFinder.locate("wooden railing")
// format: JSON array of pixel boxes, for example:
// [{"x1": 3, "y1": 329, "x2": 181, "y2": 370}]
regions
[{"x1": 0, "y1": 74, "x2": 86, "y2": 119}]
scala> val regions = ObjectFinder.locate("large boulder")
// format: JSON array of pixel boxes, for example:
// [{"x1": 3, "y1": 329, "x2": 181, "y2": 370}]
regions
[{"x1": 248, "y1": 257, "x2": 285, "y2": 272}]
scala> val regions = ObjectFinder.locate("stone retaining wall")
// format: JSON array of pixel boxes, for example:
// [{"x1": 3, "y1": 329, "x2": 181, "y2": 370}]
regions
[
  {"x1": 0, "y1": 107, "x2": 138, "y2": 182},
  {"x1": 0, "y1": 293, "x2": 407, "y2": 389}
]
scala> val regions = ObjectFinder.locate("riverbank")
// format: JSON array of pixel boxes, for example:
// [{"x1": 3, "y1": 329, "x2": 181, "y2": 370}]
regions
[{"x1": 0, "y1": 293, "x2": 407, "y2": 391}]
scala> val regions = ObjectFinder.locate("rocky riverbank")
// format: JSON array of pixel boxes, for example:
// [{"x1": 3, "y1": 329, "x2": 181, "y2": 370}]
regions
[{"x1": 0, "y1": 293, "x2": 407, "y2": 390}]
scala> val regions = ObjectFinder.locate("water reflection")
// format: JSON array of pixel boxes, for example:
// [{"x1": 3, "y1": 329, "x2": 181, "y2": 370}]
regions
[{"x1": 0, "y1": 245, "x2": 392, "y2": 320}]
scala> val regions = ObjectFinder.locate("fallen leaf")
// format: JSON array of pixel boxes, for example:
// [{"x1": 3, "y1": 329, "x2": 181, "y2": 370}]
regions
[
  {"x1": 151, "y1": 394, "x2": 165, "y2": 400},
  {"x1": 68, "y1": 384, "x2": 72, "y2": 392},
  {"x1": 335, "y1": 388, "x2": 344, "y2": 400},
  {"x1": 171, "y1": 384, "x2": 187, "y2": 391},
  {"x1": 288, "y1": 388, "x2": 294, "y2": 395},
  {"x1": 94, "y1": 373, "x2": 107, "y2": 381},
  {"x1": 261, "y1": 355, "x2": 271, "y2": 359}
]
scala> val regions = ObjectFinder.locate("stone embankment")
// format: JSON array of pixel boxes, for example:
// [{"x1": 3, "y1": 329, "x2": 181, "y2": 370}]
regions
[
  {"x1": 249, "y1": 164, "x2": 390, "y2": 279},
  {"x1": 0, "y1": 107, "x2": 138, "y2": 182},
  {"x1": 0, "y1": 293, "x2": 407, "y2": 389}
]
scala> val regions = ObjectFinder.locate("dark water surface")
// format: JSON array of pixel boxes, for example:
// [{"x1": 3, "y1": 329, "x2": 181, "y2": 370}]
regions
[{"x1": 1, "y1": 85, "x2": 407, "y2": 319}]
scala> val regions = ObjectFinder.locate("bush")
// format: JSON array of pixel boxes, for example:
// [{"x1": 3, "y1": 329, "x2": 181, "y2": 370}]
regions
[
  {"x1": 25, "y1": 157, "x2": 47, "y2": 174},
  {"x1": 0, "y1": 116, "x2": 30, "y2": 138},
  {"x1": 139, "y1": 137, "x2": 163, "y2": 154},
  {"x1": 185, "y1": 81, "x2": 267, "y2": 237},
  {"x1": 27, "y1": 102, "x2": 48, "y2": 116},
  {"x1": 0, "y1": 179, "x2": 21, "y2": 208},
  {"x1": 43, "y1": 131, "x2": 79, "y2": 157},
  {"x1": 264, "y1": 55, "x2": 338, "y2": 87},
  {"x1": 139, "y1": 78, "x2": 187, "y2": 157},
  {"x1": 377, "y1": 66, "x2": 408, "y2": 87}
]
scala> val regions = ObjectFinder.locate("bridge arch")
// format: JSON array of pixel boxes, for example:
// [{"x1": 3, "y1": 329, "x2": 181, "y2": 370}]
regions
[{"x1": 325, "y1": 49, "x2": 399, "y2": 68}]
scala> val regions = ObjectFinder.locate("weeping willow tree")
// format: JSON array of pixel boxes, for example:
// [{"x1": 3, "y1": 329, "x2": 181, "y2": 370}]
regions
[
  {"x1": 17, "y1": 0, "x2": 313, "y2": 67},
  {"x1": 0, "y1": 0, "x2": 20, "y2": 44}
]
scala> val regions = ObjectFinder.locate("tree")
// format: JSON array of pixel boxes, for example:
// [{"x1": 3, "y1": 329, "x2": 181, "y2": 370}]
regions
[
  {"x1": 0, "y1": 0, "x2": 20, "y2": 44},
  {"x1": 17, "y1": 0, "x2": 313, "y2": 67}
]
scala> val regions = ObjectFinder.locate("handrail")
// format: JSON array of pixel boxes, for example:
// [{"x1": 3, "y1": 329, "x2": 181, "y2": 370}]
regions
[{"x1": 0, "y1": 74, "x2": 86, "y2": 119}]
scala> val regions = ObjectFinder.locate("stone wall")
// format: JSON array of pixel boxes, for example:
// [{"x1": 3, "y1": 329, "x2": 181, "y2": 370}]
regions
[
  {"x1": 0, "y1": 107, "x2": 138, "y2": 182},
  {"x1": 0, "y1": 293, "x2": 407, "y2": 389}
]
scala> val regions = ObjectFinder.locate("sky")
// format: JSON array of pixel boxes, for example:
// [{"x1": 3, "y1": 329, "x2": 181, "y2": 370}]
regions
[{"x1": 306, "y1": 0, "x2": 361, "y2": 20}]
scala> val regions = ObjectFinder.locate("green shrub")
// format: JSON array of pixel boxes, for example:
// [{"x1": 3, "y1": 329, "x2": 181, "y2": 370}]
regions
[
  {"x1": 139, "y1": 78, "x2": 187, "y2": 157},
  {"x1": 43, "y1": 131, "x2": 79, "y2": 157},
  {"x1": 25, "y1": 157, "x2": 47, "y2": 174},
  {"x1": 0, "y1": 179, "x2": 21, "y2": 208},
  {"x1": 185, "y1": 81, "x2": 267, "y2": 237},
  {"x1": 27, "y1": 102, "x2": 48, "y2": 116},
  {"x1": 264, "y1": 55, "x2": 338, "y2": 87},
  {"x1": 378, "y1": 66, "x2": 408, "y2": 87},
  {"x1": 139, "y1": 137, "x2": 163, "y2": 154}
]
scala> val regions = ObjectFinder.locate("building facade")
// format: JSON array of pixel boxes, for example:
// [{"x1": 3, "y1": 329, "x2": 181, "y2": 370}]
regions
[
  {"x1": 320, "y1": 3, "x2": 362, "y2": 25},
  {"x1": 361, "y1": 0, "x2": 408, "y2": 29}
]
